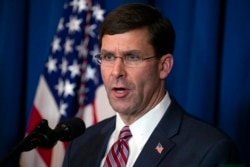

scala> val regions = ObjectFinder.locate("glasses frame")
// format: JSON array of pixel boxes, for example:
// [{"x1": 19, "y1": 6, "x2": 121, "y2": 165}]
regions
[{"x1": 94, "y1": 54, "x2": 155, "y2": 67}]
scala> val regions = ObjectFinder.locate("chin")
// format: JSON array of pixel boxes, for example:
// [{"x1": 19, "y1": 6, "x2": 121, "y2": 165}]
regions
[{"x1": 111, "y1": 105, "x2": 129, "y2": 114}]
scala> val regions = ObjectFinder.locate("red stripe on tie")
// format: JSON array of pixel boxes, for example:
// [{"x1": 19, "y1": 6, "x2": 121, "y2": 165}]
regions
[{"x1": 103, "y1": 126, "x2": 132, "y2": 167}]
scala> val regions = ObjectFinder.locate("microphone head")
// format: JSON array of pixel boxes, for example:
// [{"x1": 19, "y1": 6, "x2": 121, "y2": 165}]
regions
[
  {"x1": 29, "y1": 119, "x2": 58, "y2": 149},
  {"x1": 54, "y1": 117, "x2": 86, "y2": 141}
]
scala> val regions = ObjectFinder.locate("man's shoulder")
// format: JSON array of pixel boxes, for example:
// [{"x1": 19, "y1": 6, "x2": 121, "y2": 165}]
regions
[
  {"x1": 175, "y1": 110, "x2": 237, "y2": 154},
  {"x1": 167, "y1": 97, "x2": 233, "y2": 142}
]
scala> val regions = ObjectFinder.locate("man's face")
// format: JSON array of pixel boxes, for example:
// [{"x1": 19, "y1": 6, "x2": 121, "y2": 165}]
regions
[{"x1": 100, "y1": 28, "x2": 170, "y2": 123}]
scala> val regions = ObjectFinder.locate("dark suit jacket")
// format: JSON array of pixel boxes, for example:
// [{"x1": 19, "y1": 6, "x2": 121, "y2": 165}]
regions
[{"x1": 63, "y1": 98, "x2": 241, "y2": 167}]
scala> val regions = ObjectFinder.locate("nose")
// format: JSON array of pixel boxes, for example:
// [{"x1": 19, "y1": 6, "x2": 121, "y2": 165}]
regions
[{"x1": 111, "y1": 58, "x2": 126, "y2": 78}]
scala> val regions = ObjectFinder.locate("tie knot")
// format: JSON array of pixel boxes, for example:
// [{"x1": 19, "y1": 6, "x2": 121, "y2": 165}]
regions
[{"x1": 119, "y1": 126, "x2": 132, "y2": 141}]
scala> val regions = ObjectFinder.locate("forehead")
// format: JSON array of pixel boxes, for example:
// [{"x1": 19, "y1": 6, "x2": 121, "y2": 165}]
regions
[{"x1": 101, "y1": 28, "x2": 153, "y2": 54}]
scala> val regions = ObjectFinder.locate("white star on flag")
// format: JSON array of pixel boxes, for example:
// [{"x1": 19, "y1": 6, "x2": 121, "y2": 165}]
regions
[
  {"x1": 85, "y1": 24, "x2": 97, "y2": 37},
  {"x1": 69, "y1": 60, "x2": 80, "y2": 77},
  {"x1": 76, "y1": 39, "x2": 89, "y2": 58},
  {"x1": 58, "y1": 18, "x2": 64, "y2": 32},
  {"x1": 64, "y1": 79, "x2": 75, "y2": 97},
  {"x1": 59, "y1": 100, "x2": 68, "y2": 116},
  {"x1": 46, "y1": 56, "x2": 57, "y2": 73},
  {"x1": 69, "y1": 0, "x2": 79, "y2": 12},
  {"x1": 67, "y1": 16, "x2": 82, "y2": 33},
  {"x1": 92, "y1": 4, "x2": 105, "y2": 21},
  {"x1": 60, "y1": 58, "x2": 68, "y2": 75},
  {"x1": 64, "y1": 38, "x2": 74, "y2": 54},
  {"x1": 78, "y1": 0, "x2": 88, "y2": 12},
  {"x1": 52, "y1": 36, "x2": 61, "y2": 53},
  {"x1": 85, "y1": 65, "x2": 97, "y2": 82},
  {"x1": 55, "y1": 78, "x2": 64, "y2": 96}
]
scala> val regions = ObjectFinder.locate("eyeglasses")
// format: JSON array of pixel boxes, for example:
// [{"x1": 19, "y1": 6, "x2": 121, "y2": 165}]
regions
[{"x1": 94, "y1": 53, "x2": 155, "y2": 67}]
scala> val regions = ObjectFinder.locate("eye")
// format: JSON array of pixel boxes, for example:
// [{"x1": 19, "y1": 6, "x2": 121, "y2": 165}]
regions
[
  {"x1": 102, "y1": 54, "x2": 115, "y2": 61},
  {"x1": 126, "y1": 54, "x2": 140, "y2": 61}
]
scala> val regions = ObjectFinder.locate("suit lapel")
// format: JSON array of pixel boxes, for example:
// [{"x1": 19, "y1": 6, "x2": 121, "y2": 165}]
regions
[
  {"x1": 91, "y1": 117, "x2": 116, "y2": 167},
  {"x1": 133, "y1": 133, "x2": 176, "y2": 167},
  {"x1": 133, "y1": 99, "x2": 184, "y2": 167}
]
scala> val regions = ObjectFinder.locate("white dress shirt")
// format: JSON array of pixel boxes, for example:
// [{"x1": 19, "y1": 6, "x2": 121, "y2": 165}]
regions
[{"x1": 101, "y1": 92, "x2": 171, "y2": 167}]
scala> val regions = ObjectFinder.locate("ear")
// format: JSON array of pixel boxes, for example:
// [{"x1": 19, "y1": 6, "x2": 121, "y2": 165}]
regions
[{"x1": 159, "y1": 54, "x2": 174, "y2": 79}]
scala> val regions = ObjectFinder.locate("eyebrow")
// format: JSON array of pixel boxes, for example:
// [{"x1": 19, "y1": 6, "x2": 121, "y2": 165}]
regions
[{"x1": 100, "y1": 49, "x2": 142, "y2": 56}]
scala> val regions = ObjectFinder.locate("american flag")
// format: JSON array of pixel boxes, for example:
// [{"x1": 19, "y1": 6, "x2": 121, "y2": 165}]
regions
[
  {"x1": 20, "y1": 0, "x2": 114, "y2": 166},
  {"x1": 155, "y1": 142, "x2": 164, "y2": 154}
]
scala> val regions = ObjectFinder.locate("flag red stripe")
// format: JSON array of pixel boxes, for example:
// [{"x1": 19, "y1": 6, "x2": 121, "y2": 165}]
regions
[
  {"x1": 26, "y1": 106, "x2": 42, "y2": 133},
  {"x1": 37, "y1": 148, "x2": 52, "y2": 167},
  {"x1": 91, "y1": 101, "x2": 98, "y2": 124}
]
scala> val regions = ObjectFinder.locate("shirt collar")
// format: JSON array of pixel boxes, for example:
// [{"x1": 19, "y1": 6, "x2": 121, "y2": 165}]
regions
[{"x1": 115, "y1": 92, "x2": 171, "y2": 149}]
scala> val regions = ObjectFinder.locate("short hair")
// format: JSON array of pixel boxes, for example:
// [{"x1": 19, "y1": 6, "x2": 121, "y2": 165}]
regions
[{"x1": 99, "y1": 3, "x2": 176, "y2": 58}]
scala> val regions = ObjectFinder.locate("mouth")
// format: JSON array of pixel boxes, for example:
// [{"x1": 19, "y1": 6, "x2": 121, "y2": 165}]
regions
[
  {"x1": 113, "y1": 87, "x2": 126, "y2": 92},
  {"x1": 111, "y1": 87, "x2": 129, "y2": 97}
]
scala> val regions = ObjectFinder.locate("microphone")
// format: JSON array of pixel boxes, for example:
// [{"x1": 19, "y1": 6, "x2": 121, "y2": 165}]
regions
[
  {"x1": 54, "y1": 117, "x2": 86, "y2": 142},
  {"x1": 24, "y1": 117, "x2": 86, "y2": 150},
  {"x1": 0, "y1": 118, "x2": 85, "y2": 166}
]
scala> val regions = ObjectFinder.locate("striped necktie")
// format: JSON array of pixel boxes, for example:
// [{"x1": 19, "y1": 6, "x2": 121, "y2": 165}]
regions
[{"x1": 103, "y1": 126, "x2": 132, "y2": 167}]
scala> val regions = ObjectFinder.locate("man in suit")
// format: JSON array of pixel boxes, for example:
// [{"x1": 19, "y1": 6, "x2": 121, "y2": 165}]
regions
[{"x1": 63, "y1": 3, "x2": 241, "y2": 167}]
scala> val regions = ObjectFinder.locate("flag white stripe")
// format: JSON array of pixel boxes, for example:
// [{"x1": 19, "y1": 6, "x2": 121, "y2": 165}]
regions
[
  {"x1": 34, "y1": 76, "x2": 60, "y2": 128},
  {"x1": 20, "y1": 149, "x2": 46, "y2": 167}
]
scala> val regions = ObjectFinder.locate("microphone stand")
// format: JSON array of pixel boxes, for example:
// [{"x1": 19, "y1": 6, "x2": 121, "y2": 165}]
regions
[{"x1": 0, "y1": 119, "x2": 56, "y2": 166}]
